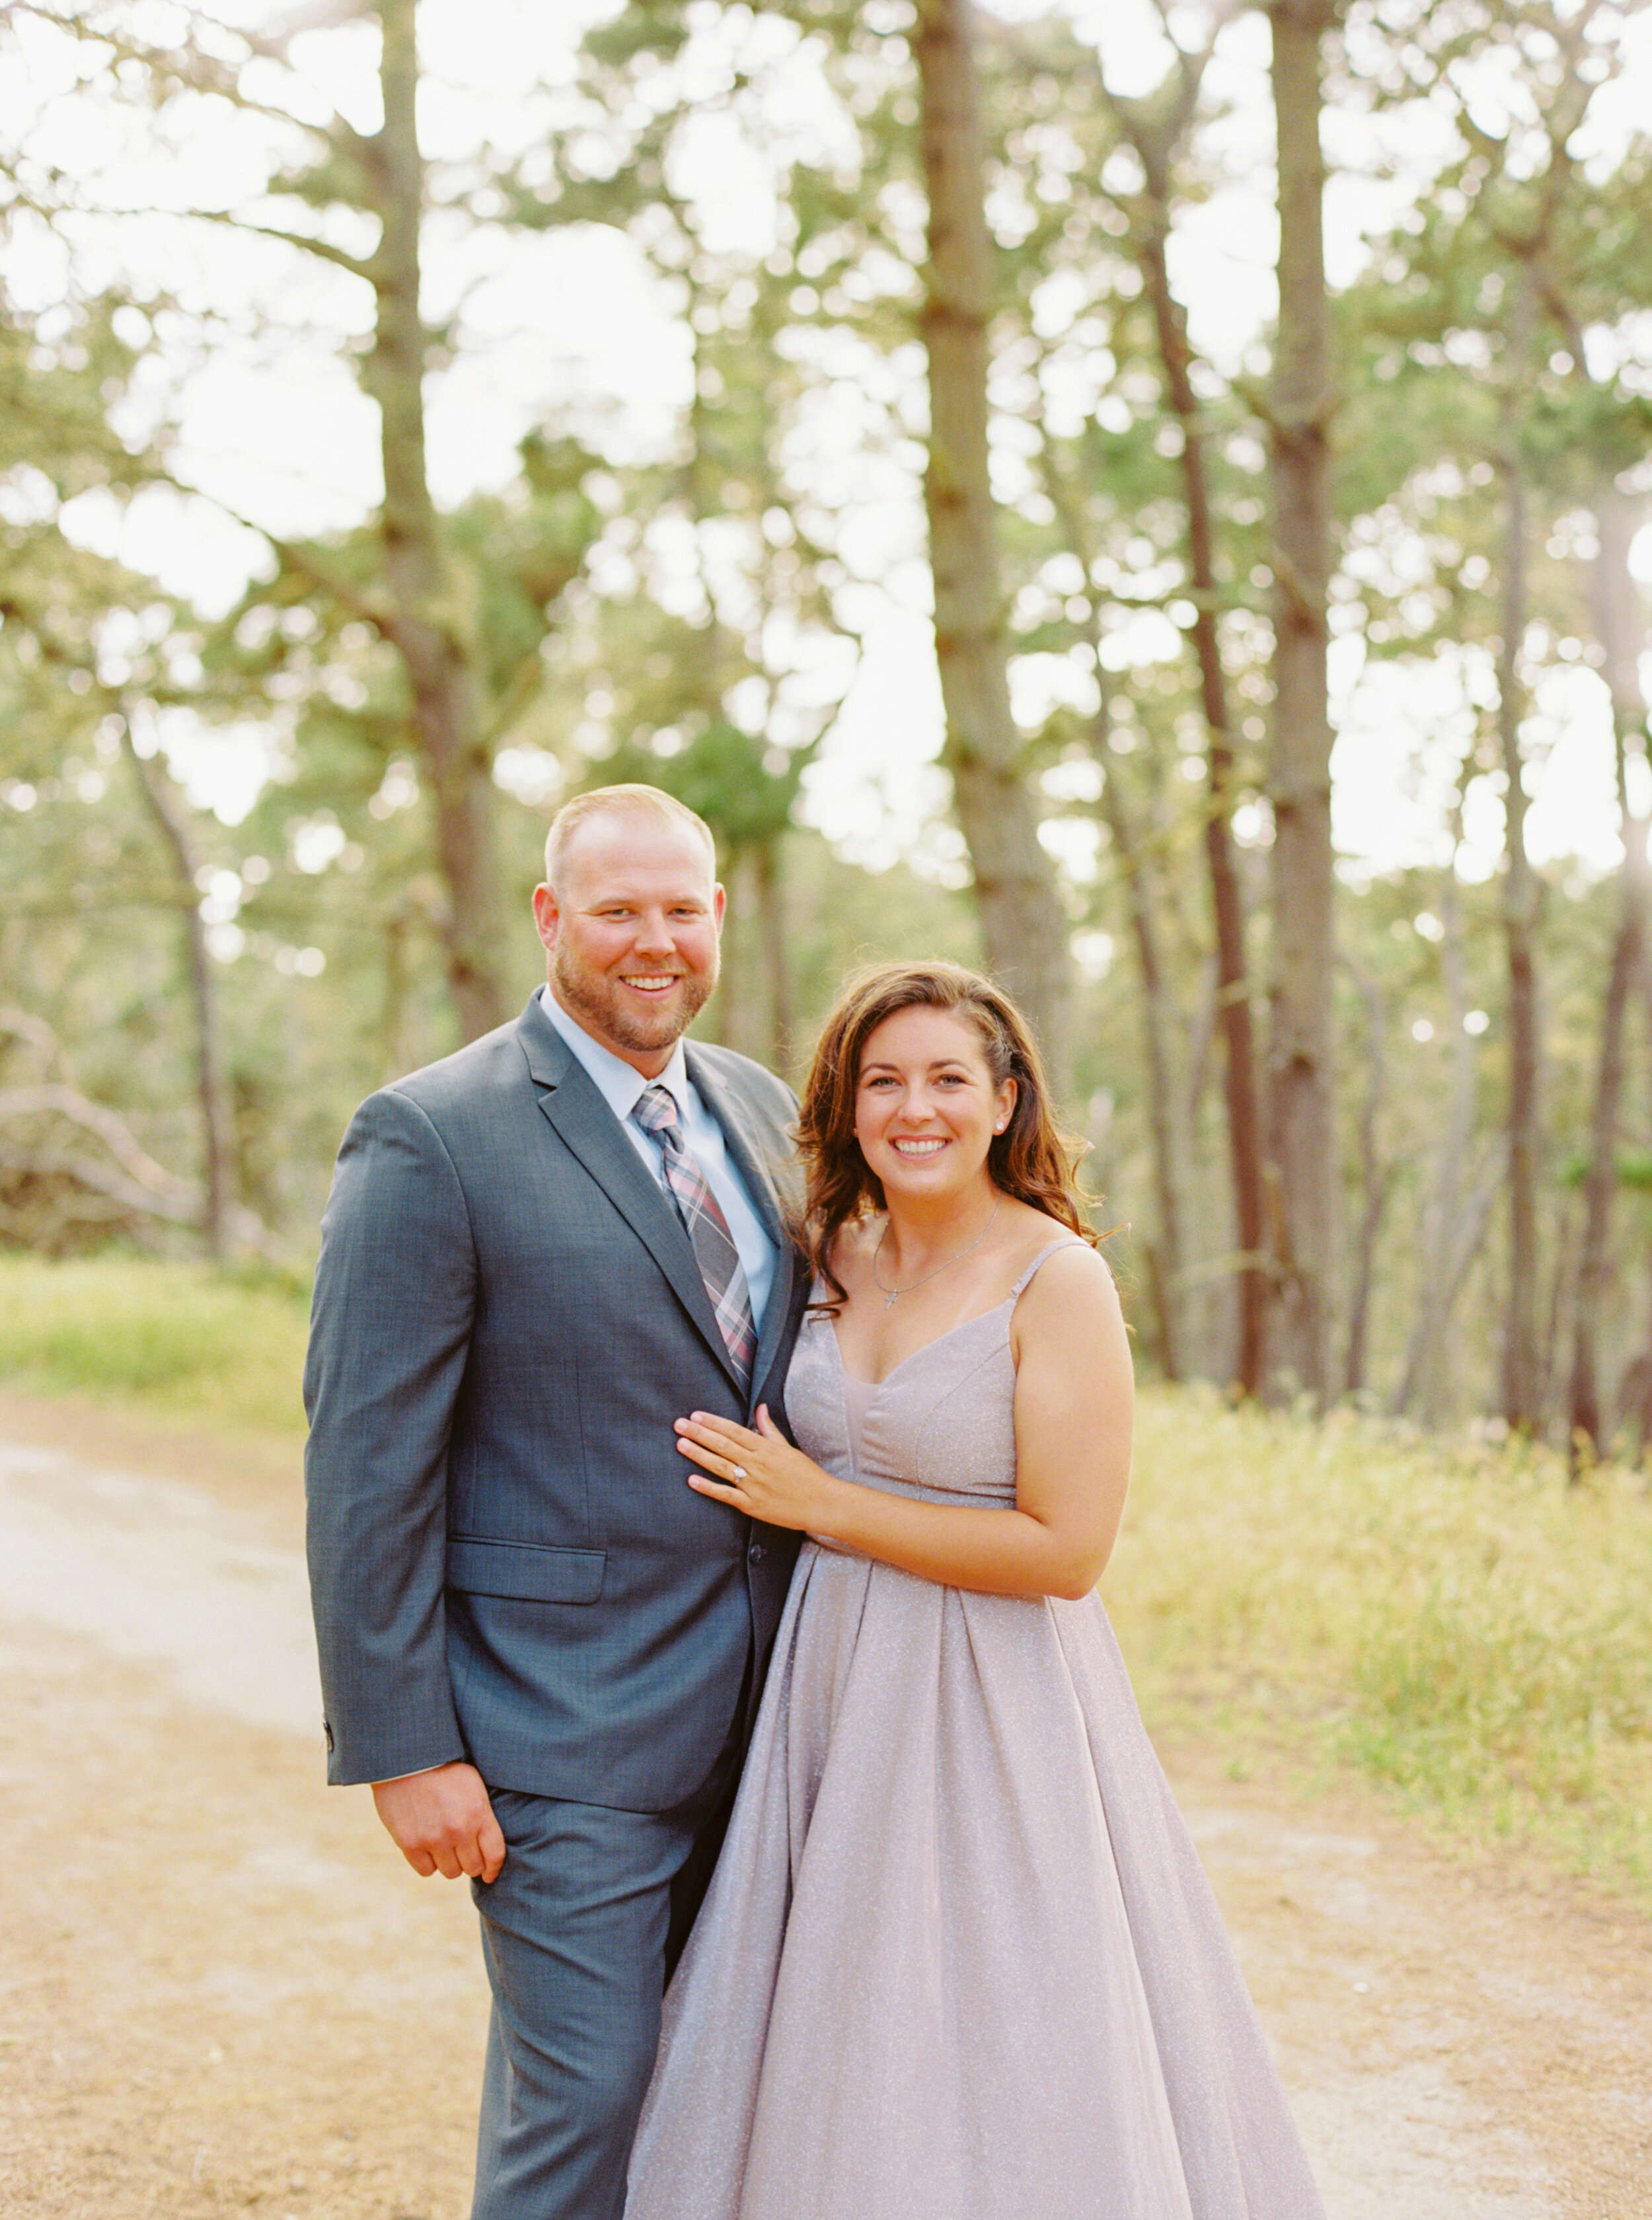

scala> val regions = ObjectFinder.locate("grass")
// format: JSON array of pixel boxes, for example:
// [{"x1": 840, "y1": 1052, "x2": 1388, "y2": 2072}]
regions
[
  {"x1": 1, "y1": 1254, "x2": 1648, "y2": 1894},
  {"x1": 0, "y1": 1252, "x2": 311, "y2": 1436},
  {"x1": 1109, "y1": 1385, "x2": 1652, "y2": 1897}
]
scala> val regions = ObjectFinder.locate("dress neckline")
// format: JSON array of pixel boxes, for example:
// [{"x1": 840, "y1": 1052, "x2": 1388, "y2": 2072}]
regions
[{"x1": 824, "y1": 1237, "x2": 1082, "y2": 1391}]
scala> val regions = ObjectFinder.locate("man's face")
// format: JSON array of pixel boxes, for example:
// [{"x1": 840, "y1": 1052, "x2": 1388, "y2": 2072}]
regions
[{"x1": 533, "y1": 814, "x2": 725, "y2": 1076}]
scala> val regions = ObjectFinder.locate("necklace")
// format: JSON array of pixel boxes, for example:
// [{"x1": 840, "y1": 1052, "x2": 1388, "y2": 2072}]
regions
[{"x1": 870, "y1": 1199, "x2": 1002, "y2": 1311}]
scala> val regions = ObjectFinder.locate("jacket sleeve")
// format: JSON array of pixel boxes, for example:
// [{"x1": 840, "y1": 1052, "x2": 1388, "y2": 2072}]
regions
[{"x1": 303, "y1": 1086, "x2": 476, "y2": 1785}]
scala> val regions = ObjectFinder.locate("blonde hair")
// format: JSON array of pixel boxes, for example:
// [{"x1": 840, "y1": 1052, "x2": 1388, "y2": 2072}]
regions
[{"x1": 543, "y1": 784, "x2": 717, "y2": 886}]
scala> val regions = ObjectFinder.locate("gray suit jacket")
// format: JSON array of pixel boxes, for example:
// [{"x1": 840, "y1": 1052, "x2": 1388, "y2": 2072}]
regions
[{"x1": 304, "y1": 998, "x2": 805, "y2": 1812}]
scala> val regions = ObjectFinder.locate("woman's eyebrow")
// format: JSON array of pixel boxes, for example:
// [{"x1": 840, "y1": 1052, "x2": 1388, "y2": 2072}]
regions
[{"x1": 859, "y1": 1058, "x2": 974, "y2": 1076}]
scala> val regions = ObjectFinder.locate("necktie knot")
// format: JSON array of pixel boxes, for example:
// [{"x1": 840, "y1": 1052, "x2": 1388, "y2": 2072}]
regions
[{"x1": 633, "y1": 1084, "x2": 682, "y2": 1144}]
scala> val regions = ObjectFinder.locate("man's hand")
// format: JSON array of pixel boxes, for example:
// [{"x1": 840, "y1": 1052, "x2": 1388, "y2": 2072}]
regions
[{"x1": 371, "y1": 1761, "x2": 506, "y2": 1883}]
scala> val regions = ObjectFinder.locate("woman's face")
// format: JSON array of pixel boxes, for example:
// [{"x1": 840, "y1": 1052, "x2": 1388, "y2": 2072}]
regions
[{"x1": 852, "y1": 1006, "x2": 1016, "y2": 1202}]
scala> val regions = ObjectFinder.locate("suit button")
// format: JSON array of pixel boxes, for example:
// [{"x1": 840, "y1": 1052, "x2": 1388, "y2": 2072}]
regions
[{"x1": 748, "y1": 1541, "x2": 766, "y2": 1565}]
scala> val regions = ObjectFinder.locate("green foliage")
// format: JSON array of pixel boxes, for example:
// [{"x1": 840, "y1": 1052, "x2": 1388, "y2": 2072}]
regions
[
  {"x1": 1111, "y1": 1387, "x2": 1652, "y2": 1895},
  {"x1": 1559, "y1": 1148, "x2": 1652, "y2": 1193},
  {"x1": 0, "y1": 1255, "x2": 311, "y2": 1434},
  {"x1": 601, "y1": 720, "x2": 809, "y2": 851}
]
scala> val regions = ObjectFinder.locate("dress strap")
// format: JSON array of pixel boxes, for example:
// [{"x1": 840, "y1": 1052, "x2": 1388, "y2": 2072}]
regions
[{"x1": 1009, "y1": 1238, "x2": 1086, "y2": 1298}]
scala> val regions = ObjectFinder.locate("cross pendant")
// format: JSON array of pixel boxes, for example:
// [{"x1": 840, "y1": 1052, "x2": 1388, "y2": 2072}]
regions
[{"x1": 883, "y1": 1290, "x2": 900, "y2": 1310}]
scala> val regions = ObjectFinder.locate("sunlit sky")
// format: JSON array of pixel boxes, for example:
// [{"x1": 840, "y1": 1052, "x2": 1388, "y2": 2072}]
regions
[{"x1": 7, "y1": 0, "x2": 1651, "y2": 890}]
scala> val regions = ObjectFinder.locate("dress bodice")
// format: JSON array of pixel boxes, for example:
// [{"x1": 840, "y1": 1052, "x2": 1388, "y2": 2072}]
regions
[{"x1": 784, "y1": 1240, "x2": 1081, "y2": 1512}]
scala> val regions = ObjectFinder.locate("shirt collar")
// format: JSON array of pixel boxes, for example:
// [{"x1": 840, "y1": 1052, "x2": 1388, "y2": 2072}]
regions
[{"x1": 536, "y1": 986, "x2": 691, "y2": 1129}]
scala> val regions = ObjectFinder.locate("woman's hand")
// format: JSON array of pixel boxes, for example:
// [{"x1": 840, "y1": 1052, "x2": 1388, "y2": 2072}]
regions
[{"x1": 675, "y1": 1404, "x2": 843, "y2": 1533}]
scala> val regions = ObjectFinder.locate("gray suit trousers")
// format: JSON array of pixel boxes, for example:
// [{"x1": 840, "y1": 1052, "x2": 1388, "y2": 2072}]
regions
[{"x1": 470, "y1": 1697, "x2": 747, "y2": 2220}]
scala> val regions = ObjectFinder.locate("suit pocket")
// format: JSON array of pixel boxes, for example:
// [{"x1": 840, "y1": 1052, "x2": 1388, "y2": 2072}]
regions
[{"x1": 445, "y1": 1537, "x2": 606, "y2": 1604}]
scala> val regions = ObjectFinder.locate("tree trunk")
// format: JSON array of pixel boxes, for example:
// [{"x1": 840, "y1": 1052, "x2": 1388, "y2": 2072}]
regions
[
  {"x1": 120, "y1": 726, "x2": 230, "y2": 1262},
  {"x1": 1392, "y1": 1146, "x2": 1507, "y2": 1426},
  {"x1": 1568, "y1": 895, "x2": 1635, "y2": 1458},
  {"x1": 1618, "y1": 1247, "x2": 1652, "y2": 1462},
  {"x1": 1435, "y1": 1144, "x2": 1507, "y2": 1417},
  {"x1": 1341, "y1": 955, "x2": 1391, "y2": 1399},
  {"x1": 1137, "y1": 201, "x2": 1267, "y2": 1393},
  {"x1": 1265, "y1": 0, "x2": 1339, "y2": 1401},
  {"x1": 1494, "y1": 369, "x2": 1542, "y2": 1429},
  {"x1": 913, "y1": 0, "x2": 1072, "y2": 1086},
  {"x1": 1540, "y1": 1194, "x2": 1578, "y2": 1430},
  {"x1": 1569, "y1": 485, "x2": 1652, "y2": 1465},
  {"x1": 1600, "y1": 490, "x2": 1652, "y2": 1032},
  {"x1": 1037, "y1": 453, "x2": 1192, "y2": 1379},
  {"x1": 1392, "y1": 836, "x2": 1478, "y2": 1420},
  {"x1": 380, "y1": 903, "x2": 412, "y2": 1084},
  {"x1": 753, "y1": 838, "x2": 794, "y2": 1080},
  {"x1": 369, "y1": 0, "x2": 508, "y2": 1043},
  {"x1": 1096, "y1": 747, "x2": 1189, "y2": 1379}
]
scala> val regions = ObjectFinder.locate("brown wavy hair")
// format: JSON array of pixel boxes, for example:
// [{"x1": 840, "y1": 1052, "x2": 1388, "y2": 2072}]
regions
[{"x1": 796, "y1": 960, "x2": 1098, "y2": 1310}]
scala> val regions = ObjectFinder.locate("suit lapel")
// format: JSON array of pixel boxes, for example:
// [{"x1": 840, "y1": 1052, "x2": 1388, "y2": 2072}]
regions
[
  {"x1": 686, "y1": 1041, "x2": 801, "y2": 1410},
  {"x1": 751, "y1": 1241, "x2": 800, "y2": 1416},
  {"x1": 517, "y1": 1006, "x2": 742, "y2": 1390}
]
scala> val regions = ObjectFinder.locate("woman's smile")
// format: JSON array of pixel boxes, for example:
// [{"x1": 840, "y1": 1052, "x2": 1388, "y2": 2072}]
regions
[{"x1": 853, "y1": 1006, "x2": 1015, "y2": 1197}]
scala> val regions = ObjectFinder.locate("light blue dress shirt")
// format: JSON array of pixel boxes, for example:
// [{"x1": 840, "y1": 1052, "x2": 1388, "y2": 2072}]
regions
[{"x1": 535, "y1": 988, "x2": 778, "y2": 1332}]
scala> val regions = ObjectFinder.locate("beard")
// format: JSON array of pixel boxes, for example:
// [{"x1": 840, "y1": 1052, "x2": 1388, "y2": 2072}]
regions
[{"x1": 551, "y1": 944, "x2": 717, "y2": 1056}]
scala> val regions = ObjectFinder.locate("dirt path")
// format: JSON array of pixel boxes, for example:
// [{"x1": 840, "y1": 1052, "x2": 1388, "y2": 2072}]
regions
[{"x1": 1, "y1": 1392, "x2": 1647, "y2": 2220}]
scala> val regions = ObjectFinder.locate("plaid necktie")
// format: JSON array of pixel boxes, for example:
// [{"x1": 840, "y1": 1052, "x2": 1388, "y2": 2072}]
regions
[{"x1": 633, "y1": 1084, "x2": 757, "y2": 1393}]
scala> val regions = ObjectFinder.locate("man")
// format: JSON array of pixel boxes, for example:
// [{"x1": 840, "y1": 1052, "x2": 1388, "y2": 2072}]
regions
[{"x1": 304, "y1": 784, "x2": 804, "y2": 2219}]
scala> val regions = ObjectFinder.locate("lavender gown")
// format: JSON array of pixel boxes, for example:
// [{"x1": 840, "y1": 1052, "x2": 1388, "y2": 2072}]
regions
[{"x1": 626, "y1": 1243, "x2": 1325, "y2": 2220}]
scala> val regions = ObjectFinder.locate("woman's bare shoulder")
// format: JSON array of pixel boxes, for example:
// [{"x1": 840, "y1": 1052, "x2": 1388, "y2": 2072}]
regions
[
  {"x1": 1010, "y1": 1225, "x2": 1119, "y2": 1321},
  {"x1": 995, "y1": 1201, "x2": 1100, "y2": 1270}
]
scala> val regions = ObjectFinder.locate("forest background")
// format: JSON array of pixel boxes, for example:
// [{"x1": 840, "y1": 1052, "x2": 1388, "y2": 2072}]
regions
[{"x1": 3, "y1": 0, "x2": 1652, "y2": 1454}]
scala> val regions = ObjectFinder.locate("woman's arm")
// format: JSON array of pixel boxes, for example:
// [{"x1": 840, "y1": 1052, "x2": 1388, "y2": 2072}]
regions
[{"x1": 675, "y1": 1245, "x2": 1133, "y2": 1602}]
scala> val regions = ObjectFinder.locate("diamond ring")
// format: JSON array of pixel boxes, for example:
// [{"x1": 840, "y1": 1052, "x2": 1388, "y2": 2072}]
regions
[{"x1": 732, "y1": 1465, "x2": 747, "y2": 1481}]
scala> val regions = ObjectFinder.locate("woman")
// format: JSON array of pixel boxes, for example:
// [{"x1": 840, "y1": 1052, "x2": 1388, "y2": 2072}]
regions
[{"x1": 626, "y1": 961, "x2": 1324, "y2": 2220}]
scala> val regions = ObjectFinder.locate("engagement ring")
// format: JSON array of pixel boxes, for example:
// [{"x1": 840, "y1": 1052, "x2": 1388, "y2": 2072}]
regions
[{"x1": 732, "y1": 1465, "x2": 747, "y2": 1481}]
